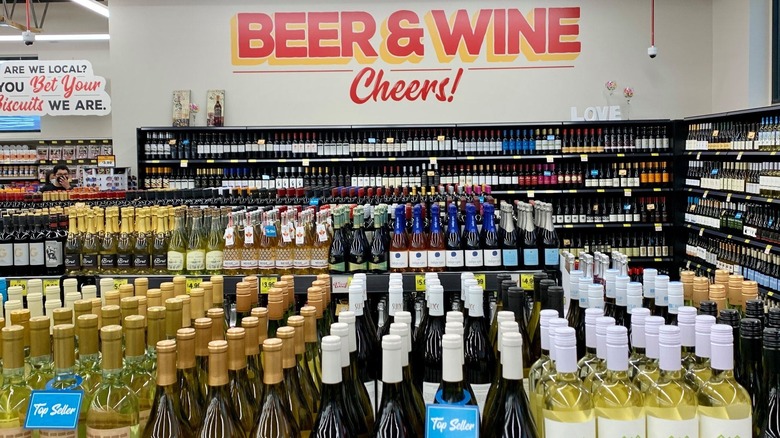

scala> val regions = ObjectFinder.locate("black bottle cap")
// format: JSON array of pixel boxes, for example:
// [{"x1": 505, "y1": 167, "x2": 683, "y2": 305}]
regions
[
  {"x1": 718, "y1": 309, "x2": 740, "y2": 328},
  {"x1": 544, "y1": 286, "x2": 565, "y2": 318},
  {"x1": 768, "y1": 307, "x2": 780, "y2": 328},
  {"x1": 698, "y1": 301, "x2": 718, "y2": 317},
  {"x1": 745, "y1": 299, "x2": 764, "y2": 319},
  {"x1": 507, "y1": 287, "x2": 525, "y2": 322},
  {"x1": 739, "y1": 318, "x2": 762, "y2": 339},
  {"x1": 500, "y1": 280, "x2": 515, "y2": 307},
  {"x1": 763, "y1": 327, "x2": 780, "y2": 349}
]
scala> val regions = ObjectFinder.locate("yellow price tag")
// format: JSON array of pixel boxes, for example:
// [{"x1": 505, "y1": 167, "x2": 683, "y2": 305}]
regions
[
  {"x1": 415, "y1": 275, "x2": 426, "y2": 292},
  {"x1": 302, "y1": 159, "x2": 310, "y2": 167},
  {"x1": 527, "y1": 190, "x2": 535, "y2": 198},
  {"x1": 186, "y1": 277, "x2": 202, "y2": 293},
  {"x1": 42, "y1": 279, "x2": 59, "y2": 291},
  {"x1": 617, "y1": 153, "x2": 625, "y2": 158},
  {"x1": 260, "y1": 276, "x2": 278, "y2": 295},
  {"x1": 623, "y1": 223, "x2": 631, "y2": 228},
  {"x1": 112, "y1": 278, "x2": 128, "y2": 290},
  {"x1": 335, "y1": 303, "x2": 349, "y2": 316},
  {"x1": 546, "y1": 156, "x2": 554, "y2": 163},
  {"x1": 180, "y1": 160, "x2": 188, "y2": 167},
  {"x1": 205, "y1": 159, "x2": 214, "y2": 164},
  {"x1": 9, "y1": 279, "x2": 27, "y2": 296},
  {"x1": 520, "y1": 273, "x2": 534, "y2": 291},
  {"x1": 580, "y1": 154, "x2": 588, "y2": 162},
  {"x1": 596, "y1": 223, "x2": 604, "y2": 228},
  {"x1": 473, "y1": 274, "x2": 486, "y2": 290},
  {"x1": 766, "y1": 245, "x2": 773, "y2": 255}
]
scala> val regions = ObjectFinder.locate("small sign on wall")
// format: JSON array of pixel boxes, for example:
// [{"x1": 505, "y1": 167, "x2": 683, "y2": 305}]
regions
[
  {"x1": 207, "y1": 89, "x2": 225, "y2": 127},
  {"x1": 570, "y1": 105, "x2": 622, "y2": 121},
  {"x1": 172, "y1": 90, "x2": 191, "y2": 127}
]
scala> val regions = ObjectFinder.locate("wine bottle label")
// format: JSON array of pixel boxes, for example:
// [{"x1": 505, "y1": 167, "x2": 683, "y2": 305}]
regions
[
  {"x1": 116, "y1": 252, "x2": 132, "y2": 268},
  {"x1": 427, "y1": 250, "x2": 446, "y2": 268},
  {"x1": 86, "y1": 427, "x2": 131, "y2": 438},
  {"x1": 646, "y1": 414, "x2": 698, "y2": 438},
  {"x1": 64, "y1": 254, "x2": 81, "y2": 270},
  {"x1": 423, "y1": 381, "x2": 439, "y2": 404},
  {"x1": 98, "y1": 254, "x2": 116, "y2": 269},
  {"x1": 523, "y1": 249, "x2": 539, "y2": 266},
  {"x1": 464, "y1": 249, "x2": 483, "y2": 267},
  {"x1": 446, "y1": 250, "x2": 464, "y2": 268},
  {"x1": 544, "y1": 248, "x2": 559, "y2": 266},
  {"x1": 293, "y1": 258, "x2": 310, "y2": 270},
  {"x1": 471, "y1": 382, "x2": 491, "y2": 415},
  {"x1": 502, "y1": 249, "x2": 519, "y2": 267},
  {"x1": 186, "y1": 250, "x2": 205, "y2": 271},
  {"x1": 205, "y1": 251, "x2": 223, "y2": 270},
  {"x1": 81, "y1": 254, "x2": 98, "y2": 269},
  {"x1": 167, "y1": 251, "x2": 184, "y2": 271},
  {"x1": 0, "y1": 243, "x2": 12, "y2": 267},
  {"x1": 224, "y1": 227, "x2": 235, "y2": 246},
  {"x1": 329, "y1": 261, "x2": 346, "y2": 272},
  {"x1": 543, "y1": 413, "x2": 596, "y2": 438},
  {"x1": 409, "y1": 250, "x2": 427, "y2": 268},
  {"x1": 698, "y1": 412, "x2": 751, "y2": 438},
  {"x1": 132, "y1": 254, "x2": 150, "y2": 269},
  {"x1": 484, "y1": 249, "x2": 501, "y2": 267},
  {"x1": 139, "y1": 409, "x2": 150, "y2": 434},
  {"x1": 44, "y1": 241, "x2": 62, "y2": 268},
  {"x1": 13, "y1": 243, "x2": 28, "y2": 265},
  {"x1": 40, "y1": 430, "x2": 77, "y2": 438},
  {"x1": 241, "y1": 258, "x2": 259, "y2": 270},
  {"x1": 276, "y1": 258, "x2": 292, "y2": 269},
  {"x1": 311, "y1": 258, "x2": 328, "y2": 269},
  {"x1": 28, "y1": 242, "x2": 44, "y2": 266},
  {"x1": 152, "y1": 253, "x2": 167, "y2": 269},
  {"x1": 597, "y1": 414, "x2": 645, "y2": 438},
  {"x1": 0, "y1": 427, "x2": 31, "y2": 438},
  {"x1": 389, "y1": 251, "x2": 409, "y2": 269}
]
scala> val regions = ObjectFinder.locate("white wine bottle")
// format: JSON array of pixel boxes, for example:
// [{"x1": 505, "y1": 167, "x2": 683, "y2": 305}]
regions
[
  {"x1": 0, "y1": 325, "x2": 32, "y2": 437},
  {"x1": 628, "y1": 307, "x2": 651, "y2": 380},
  {"x1": 142, "y1": 339, "x2": 194, "y2": 438},
  {"x1": 697, "y1": 324, "x2": 752, "y2": 438},
  {"x1": 593, "y1": 325, "x2": 645, "y2": 437},
  {"x1": 532, "y1": 317, "x2": 568, "y2": 437},
  {"x1": 43, "y1": 324, "x2": 86, "y2": 438},
  {"x1": 528, "y1": 310, "x2": 558, "y2": 394},
  {"x1": 123, "y1": 315, "x2": 155, "y2": 431},
  {"x1": 542, "y1": 326, "x2": 595, "y2": 437},
  {"x1": 577, "y1": 308, "x2": 603, "y2": 380},
  {"x1": 678, "y1": 306, "x2": 698, "y2": 370},
  {"x1": 686, "y1": 315, "x2": 716, "y2": 391},
  {"x1": 645, "y1": 325, "x2": 698, "y2": 438},
  {"x1": 584, "y1": 316, "x2": 615, "y2": 392},
  {"x1": 634, "y1": 315, "x2": 664, "y2": 392},
  {"x1": 311, "y1": 336, "x2": 352, "y2": 437}
]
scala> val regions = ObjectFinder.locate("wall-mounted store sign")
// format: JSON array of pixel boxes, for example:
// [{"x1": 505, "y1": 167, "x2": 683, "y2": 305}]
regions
[
  {"x1": 0, "y1": 60, "x2": 111, "y2": 116},
  {"x1": 230, "y1": 7, "x2": 582, "y2": 105}
]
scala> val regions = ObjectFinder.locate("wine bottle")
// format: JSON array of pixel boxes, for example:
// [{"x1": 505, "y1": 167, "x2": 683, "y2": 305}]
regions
[
  {"x1": 225, "y1": 328, "x2": 256, "y2": 435},
  {"x1": 329, "y1": 208, "x2": 348, "y2": 274},
  {"x1": 584, "y1": 316, "x2": 615, "y2": 392},
  {"x1": 373, "y1": 334, "x2": 416, "y2": 437},
  {"x1": 577, "y1": 308, "x2": 604, "y2": 380},
  {"x1": 541, "y1": 326, "x2": 596, "y2": 437},
  {"x1": 300, "y1": 306, "x2": 322, "y2": 391},
  {"x1": 408, "y1": 204, "x2": 428, "y2": 272},
  {"x1": 76, "y1": 314, "x2": 102, "y2": 395},
  {"x1": 614, "y1": 275, "x2": 630, "y2": 329},
  {"x1": 346, "y1": 285, "x2": 379, "y2": 417},
  {"x1": 123, "y1": 315, "x2": 155, "y2": 431},
  {"x1": 426, "y1": 204, "x2": 445, "y2": 272},
  {"x1": 152, "y1": 209, "x2": 169, "y2": 274},
  {"x1": 698, "y1": 324, "x2": 752, "y2": 437},
  {"x1": 349, "y1": 206, "x2": 370, "y2": 273},
  {"x1": 482, "y1": 203, "x2": 502, "y2": 270},
  {"x1": 417, "y1": 283, "x2": 446, "y2": 404},
  {"x1": 678, "y1": 306, "x2": 698, "y2": 370},
  {"x1": 506, "y1": 286, "x2": 533, "y2": 379},
  {"x1": 64, "y1": 210, "x2": 83, "y2": 275},
  {"x1": 528, "y1": 310, "x2": 559, "y2": 394},
  {"x1": 27, "y1": 316, "x2": 53, "y2": 390},
  {"x1": 99, "y1": 209, "x2": 118, "y2": 274},
  {"x1": 330, "y1": 322, "x2": 371, "y2": 437},
  {"x1": 464, "y1": 285, "x2": 496, "y2": 413},
  {"x1": 133, "y1": 209, "x2": 152, "y2": 275},
  {"x1": 483, "y1": 333, "x2": 540, "y2": 435},
  {"x1": 311, "y1": 336, "x2": 355, "y2": 438},
  {"x1": 634, "y1": 316, "x2": 664, "y2": 392},
  {"x1": 167, "y1": 209, "x2": 186, "y2": 275},
  {"x1": 116, "y1": 207, "x2": 135, "y2": 274},
  {"x1": 387, "y1": 322, "x2": 424, "y2": 435},
  {"x1": 286, "y1": 315, "x2": 319, "y2": 411},
  {"x1": 175, "y1": 328, "x2": 203, "y2": 432},
  {"x1": 205, "y1": 209, "x2": 224, "y2": 275},
  {"x1": 378, "y1": 279, "x2": 403, "y2": 340},
  {"x1": 645, "y1": 325, "x2": 698, "y2": 438},
  {"x1": 686, "y1": 315, "x2": 716, "y2": 391},
  {"x1": 500, "y1": 202, "x2": 519, "y2": 270},
  {"x1": 0, "y1": 325, "x2": 31, "y2": 436},
  {"x1": 369, "y1": 206, "x2": 389, "y2": 273},
  {"x1": 654, "y1": 274, "x2": 670, "y2": 321},
  {"x1": 277, "y1": 326, "x2": 314, "y2": 435},
  {"x1": 389, "y1": 205, "x2": 408, "y2": 273},
  {"x1": 435, "y1": 333, "x2": 477, "y2": 406},
  {"x1": 628, "y1": 307, "x2": 650, "y2": 380},
  {"x1": 87, "y1": 325, "x2": 141, "y2": 438},
  {"x1": 643, "y1": 268, "x2": 657, "y2": 313},
  {"x1": 529, "y1": 278, "x2": 555, "y2": 360},
  {"x1": 40, "y1": 324, "x2": 86, "y2": 438},
  {"x1": 142, "y1": 339, "x2": 194, "y2": 438},
  {"x1": 736, "y1": 318, "x2": 762, "y2": 435},
  {"x1": 199, "y1": 340, "x2": 247, "y2": 438},
  {"x1": 531, "y1": 317, "x2": 568, "y2": 436},
  {"x1": 463, "y1": 203, "x2": 483, "y2": 269},
  {"x1": 759, "y1": 328, "x2": 780, "y2": 437},
  {"x1": 565, "y1": 270, "x2": 583, "y2": 332},
  {"x1": 484, "y1": 317, "x2": 519, "y2": 422},
  {"x1": 520, "y1": 203, "x2": 539, "y2": 270},
  {"x1": 445, "y1": 203, "x2": 464, "y2": 271}
]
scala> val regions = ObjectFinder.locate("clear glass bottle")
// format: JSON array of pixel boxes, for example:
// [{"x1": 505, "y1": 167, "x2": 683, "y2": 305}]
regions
[
  {"x1": 175, "y1": 327, "x2": 203, "y2": 433},
  {"x1": 685, "y1": 315, "x2": 716, "y2": 391},
  {"x1": 225, "y1": 328, "x2": 256, "y2": 435},
  {"x1": 311, "y1": 336, "x2": 353, "y2": 437},
  {"x1": 250, "y1": 338, "x2": 299, "y2": 438},
  {"x1": 123, "y1": 315, "x2": 155, "y2": 432},
  {"x1": 198, "y1": 340, "x2": 246, "y2": 438},
  {"x1": 372, "y1": 334, "x2": 416, "y2": 437},
  {"x1": 142, "y1": 339, "x2": 194, "y2": 438},
  {"x1": 27, "y1": 316, "x2": 53, "y2": 390},
  {"x1": 0, "y1": 325, "x2": 32, "y2": 437}
]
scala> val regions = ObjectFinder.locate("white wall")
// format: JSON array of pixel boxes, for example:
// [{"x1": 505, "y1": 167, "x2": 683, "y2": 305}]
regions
[
  {"x1": 109, "y1": 0, "x2": 715, "y2": 169},
  {"x1": 0, "y1": 3, "x2": 110, "y2": 140}
]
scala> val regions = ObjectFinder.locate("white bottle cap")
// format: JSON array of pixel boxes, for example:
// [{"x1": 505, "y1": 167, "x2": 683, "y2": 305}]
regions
[
  {"x1": 585, "y1": 308, "x2": 603, "y2": 349},
  {"x1": 394, "y1": 312, "x2": 412, "y2": 352},
  {"x1": 337, "y1": 311, "x2": 357, "y2": 354},
  {"x1": 605, "y1": 269, "x2": 619, "y2": 299},
  {"x1": 330, "y1": 322, "x2": 350, "y2": 368},
  {"x1": 468, "y1": 286, "x2": 483, "y2": 317},
  {"x1": 667, "y1": 281, "x2": 683, "y2": 314},
  {"x1": 678, "y1": 306, "x2": 697, "y2": 348},
  {"x1": 627, "y1": 282, "x2": 644, "y2": 312},
  {"x1": 389, "y1": 323, "x2": 410, "y2": 367},
  {"x1": 348, "y1": 284, "x2": 364, "y2": 316},
  {"x1": 596, "y1": 316, "x2": 616, "y2": 360},
  {"x1": 496, "y1": 311, "x2": 515, "y2": 324},
  {"x1": 7, "y1": 286, "x2": 22, "y2": 304},
  {"x1": 27, "y1": 279, "x2": 42, "y2": 296},
  {"x1": 606, "y1": 325, "x2": 629, "y2": 371},
  {"x1": 446, "y1": 311, "x2": 463, "y2": 325},
  {"x1": 578, "y1": 277, "x2": 592, "y2": 309},
  {"x1": 569, "y1": 270, "x2": 584, "y2": 300},
  {"x1": 548, "y1": 318, "x2": 569, "y2": 362},
  {"x1": 80, "y1": 285, "x2": 97, "y2": 300},
  {"x1": 321, "y1": 335, "x2": 342, "y2": 385},
  {"x1": 695, "y1": 315, "x2": 717, "y2": 359},
  {"x1": 654, "y1": 275, "x2": 670, "y2": 306},
  {"x1": 644, "y1": 316, "x2": 665, "y2": 360},
  {"x1": 99, "y1": 278, "x2": 114, "y2": 303},
  {"x1": 63, "y1": 278, "x2": 78, "y2": 294},
  {"x1": 554, "y1": 327, "x2": 578, "y2": 373},
  {"x1": 630, "y1": 307, "x2": 651, "y2": 348},
  {"x1": 4, "y1": 300, "x2": 21, "y2": 324},
  {"x1": 502, "y1": 332, "x2": 524, "y2": 380},
  {"x1": 381, "y1": 334, "x2": 403, "y2": 384},
  {"x1": 389, "y1": 272, "x2": 404, "y2": 282},
  {"x1": 442, "y1": 334, "x2": 463, "y2": 382},
  {"x1": 643, "y1": 269, "x2": 657, "y2": 299},
  {"x1": 463, "y1": 278, "x2": 478, "y2": 309},
  {"x1": 445, "y1": 322, "x2": 464, "y2": 336},
  {"x1": 540, "y1": 309, "x2": 559, "y2": 352},
  {"x1": 588, "y1": 284, "x2": 604, "y2": 310},
  {"x1": 710, "y1": 324, "x2": 734, "y2": 371},
  {"x1": 615, "y1": 275, "x2": 630, "y2": 290},
  {"x1": 388, "y1": 284, "x2": 403, "y2": 317},
  {"x1": 425, "y1": 272, "x2": 438, "y2": 280},
  {"x1": 498, "y1": 321, "x2": 519, "y2": 357},
  {"x1": 26, "y1": 293, "x2": 44, "y2": 318},
  {"x1": 428, "y1": 285, "x2": 444, "y2": 317},
  {"x1": 658, "y1": 325, "x2": 681, "y2": 371}
]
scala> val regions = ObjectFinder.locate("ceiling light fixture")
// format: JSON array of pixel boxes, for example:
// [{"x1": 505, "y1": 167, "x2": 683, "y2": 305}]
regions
[
  {"x1": 70, "y1": 0, "x2": 109, "y2": 18},
  {"x1": 0, "y1": 33, "x2": 109, "y2": 41}
]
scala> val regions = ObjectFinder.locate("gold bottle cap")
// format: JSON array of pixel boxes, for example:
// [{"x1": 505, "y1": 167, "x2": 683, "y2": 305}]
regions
[
  {"x1": 211, "y1": 275, "x2": 224, "y2": 284},
  {"x1": 176, "y1": 295, "x2": 192, "y2": 328},
  {"x1": 76, "y1": 314, "x2": 99, "y2": 356},
  {"x1": 189, "y1": 288, "x2": 205, "y2": 320},
  {"x1": 53, "y1": 324, "x2": 76, "y2": 370},
  {"x1": 160, "y1": 282, "x2": 175, "y2": 302},
  {"x1": 300, "y1": 306, "x2": 318, "y2": 343},
  {"x1": 194, "y1": 317, "x2": 212, "y2": 357},
  {"x1": 100, "y1": 325, "x2": 123, "y2": 370},
  {"x1": 73, "y1": 299, "x2": 93, "y2": 321},
  {"x1": 123, "y1": 315, "x2": 146, "y2": 357},
  {"x1": 2, "y1": 325, "x2": 24, "y2": 369},
  {"x1": 147, "y1": 289, "x2": 162, "y2": 308},
  {"x1": 207, "y1": 308, "x2": 225, "y2": 341},
  {"x1": 134, "y1": 278, "x2": 149, "y2": 297},
  {"x1": 226, "y1": 328, "x2": 247, "y2": 371},
  {"x1": 104, "y1": 290, "x2": 120, "y2": 307},
  {"x1": 207, "y1": 340, "x2": 229, "y2": 387},
  {"x1": 262, "y1": 338, "x2": 283, "y2": 385},
  {"x1": 147, "y1": 306, "x2": 166, "y2": 348},
  {"x1": 165, "y1": 298, "x2": 183, "y2": 339},
  {"x1": 9, "y1": 309, "x2": 30, "y2": 348},
  {"x1": 201, "y1": 281, "x2": 214, "y2": 310},
  {"x1": 118, "y1": 284, "x2": 135, "y2": 300},
  {"x1": 277, "y1": 326, "x2": 296, "y2": 369},
  {"x1": 211, "y1": 276, "x2": 224, "y2": 305},
  {"x1": 30, "y1": 316, "x2": 51, "y2": 358},
  {"x1": 91, "y1": 298, "x2": 103, "y2": 326},
  {"x1": 235, "y1": 283, "x2": 252, "y2": 313},
  {"x1": 308, "y1": 295, "x2": 324, "y2": 319},
  {"x1": 120, "y1": 296, "x2": 138, "y2": 319},
  {"x1": 156, "y1": 340, "x2": 177, "y2": 386},
  {"x1": 53, "y1": 307, "x2": 73, "y2": 326},
  {"x1": 241, "y1": 317, "x2": 260, "y2": 356},
  {"x1": 137, "y1": 296, "x2": 148, "y2": 322},
  {"x1": 251, "y1": 307, "x2": 268, "y2": 344},
  {"x1": 275, "y1": 282, "x2": 289, "y2": 308},
  {"x1": 287, "y1": 315, "x2": 305, "y2": 355},
  {"x1": 172, "y1": 276, "x2": 186, "y2": 296},
  {"x1": 176, "y1": 328, "x2": 196, "y2": 369},
  {"x1": 101, "y1": 304, "x2": 121, "y2": 327},
  {"x1": 267, "y1": 294, "x2": 284, "y2": 321}
]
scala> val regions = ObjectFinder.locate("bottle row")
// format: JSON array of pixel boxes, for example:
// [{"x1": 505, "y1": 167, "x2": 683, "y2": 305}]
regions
[
  {"x1": 141, "y1": 125, "x2": 672, "y2": 160},
  {"x1": 685, "y1": 160, "x2": 762, "y2": 194},
  {"x1": 559, "y1": 231, "x2": 671, "y2": 260},
  {"x1": 141, "y1": 161, "x2": 672, "y2": 192},
  {"x1": 0, "y1": 165, "x2": 38, "y2": 179},
  {"x1": 552, "y1": 196, "x2": 669, "y2": 224},
  {"x1": 685, "y1": 117, "x2": 780, "y2": 151},
  {"x1": 685, "y1": 196, "x2": 780, "y2": 244}
]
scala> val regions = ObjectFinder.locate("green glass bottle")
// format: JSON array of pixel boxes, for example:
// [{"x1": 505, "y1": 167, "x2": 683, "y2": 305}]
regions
[
  {"x1": 142, "y1": 339, "x2": 194, "y2": 438},
  {"x1": 175, "y1": 328, "x2": 203, "y2": 433},
  {"x1": 0, "y1": 325, "x2": 32, "y2": 436}
]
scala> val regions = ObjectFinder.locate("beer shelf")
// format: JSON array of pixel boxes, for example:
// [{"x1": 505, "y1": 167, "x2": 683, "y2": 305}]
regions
[{"x1": 685, "y1": 187, "x2": 774, "y2": 204}]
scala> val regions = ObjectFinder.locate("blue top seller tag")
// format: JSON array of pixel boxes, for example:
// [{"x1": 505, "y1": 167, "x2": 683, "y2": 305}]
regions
[
  {"x1": 24, "y1": 390, "x2": 83, "y2": 430},
  {"x1": 425, "y1": 404, "x2": 480, "y2": 438}
]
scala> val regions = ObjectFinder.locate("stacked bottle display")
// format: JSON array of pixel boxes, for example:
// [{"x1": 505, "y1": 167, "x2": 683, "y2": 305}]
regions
[
  {"x1": 686, "y1": 160, "x2": 763, "y2": 194},
  {"x1": 141, "y1": 125, "x2": 671, "y2": 161},
  {"x1": 552, "y1": 196, "x2": 669, "y2": 224},
  {"x1": 0, "y1": 208, "x2": 68, "y2": 276},
  {"x1": 684, "y1": 116, "x2": 780, "y2": 151}
]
